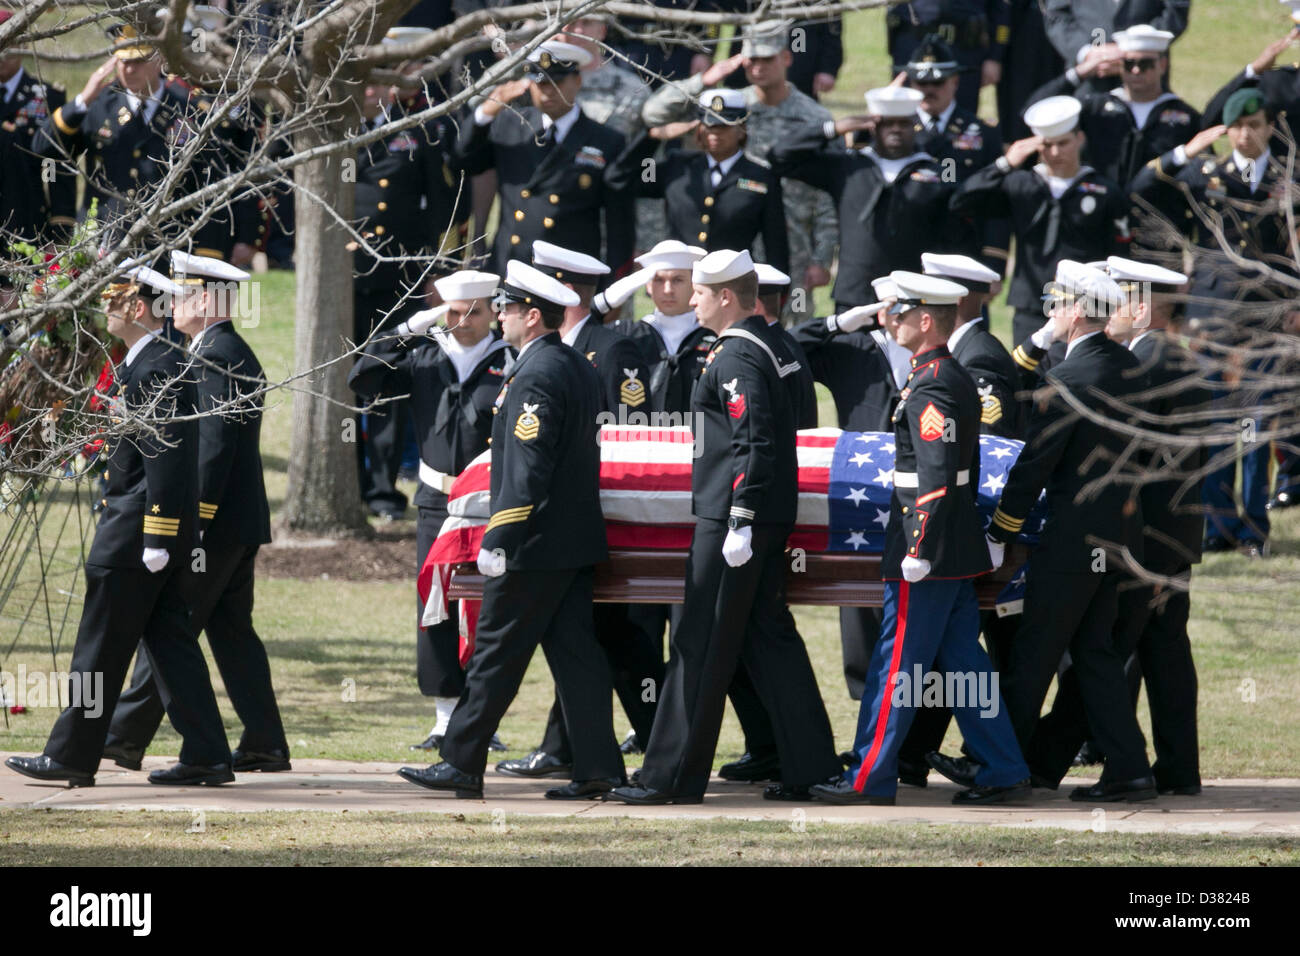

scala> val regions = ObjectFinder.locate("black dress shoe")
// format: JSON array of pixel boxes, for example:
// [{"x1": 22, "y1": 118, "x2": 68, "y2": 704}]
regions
[
  {"x1": 1157, "y1": 782, "x2": 1202, "y2": 796},
  {"x1": 605, "y1": 785, "x2": 702, "y2": 805},
  {"x1": 629, "y1": 768, "x2": 642, "y2": 786},
  {"x1": 6, "y1": 754, "x2": 94, "y2": 787},
  {"x1": 231, "y1": 748, "x2": 292, "y2": 772},
  {"x1": 487, "y1": 733, "x2": 508, "y2": 752},
  {"x1": 102, "y1": 741, "x2": 144, "y2": 772},
  {"x1": 1069, "y1": 776, "x2": 1158, "y2": 802},
  {"x1": 717, "y1": 751, "x2": 781, "y2": 782},
  {"x1": 397, "y1": 761, "x2": 483, "y2": 798},
  {"x1": 494, "y1": 749, "x2": 571, "y2": 778},
  {"x1": 764, "y1": 777, "x2": 840, "y2": 802},
  {"x1": 619, "y1": 730, "x2": 643, "y2": 755},
  {"x1": 1072, "y1": 741, "x2": 1104, "y2": 766},
  {"x1": 839, "y1": 750, "x2": 855, "y2": 769},
  {"x1": 925, "y1": 750, "x2": 980, "y2": 787},
  {"x1": 148, "y1": 762, "x2": 235, "y2": 786},
  {"x1": 545, "y1": 777, "x2": 624, "y2": 800},
  {"x1": 410, "y1": 733, "x2": 443, "y2": 751},
  {"x1": 809, "y1": 778, "x2": 895, "y2": 805},
  {"x1": 1030, "y1": 772, "x2": 1059, "y2": 791},
  {"x1": 897, "y1": 756, "x2": 929, "y2": 787},
  {"x1": 952, "y1": 779, "x2": 1032, "y2": 804}
]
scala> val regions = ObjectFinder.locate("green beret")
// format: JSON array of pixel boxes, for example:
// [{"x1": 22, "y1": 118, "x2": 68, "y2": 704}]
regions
[{"x1": 1224, "y1": 88, "x2": 1266, "y2": 126}]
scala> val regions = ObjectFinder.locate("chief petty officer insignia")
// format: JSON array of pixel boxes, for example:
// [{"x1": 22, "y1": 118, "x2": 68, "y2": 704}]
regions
[
  {"x1": 515, "y1": 402, "x2": 541, "y2": 441},
  {"x1": 977, "y1": 380, "x2": 1002, "y2": 426},
  {"x1": 620, "y1": 368, "x2": 646, "y2": 407}
]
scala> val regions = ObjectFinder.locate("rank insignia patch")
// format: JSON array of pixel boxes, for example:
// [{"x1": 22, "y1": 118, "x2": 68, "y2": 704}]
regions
[
  {"x1": 978, "y1": 383, "x2": 1003, "y2": 426},
  {"x1": 722, "y1": 378, "x2": 745, "y2": 419},
  {"x1": 919, "y1": 402, "x2": 945, "y2": 441},
  {"x1": 514, "y1": 402, "x2": 540, "y2": 441},
  {"x1": 620, "y1": 368, "x2": 646, "y2": 407}
]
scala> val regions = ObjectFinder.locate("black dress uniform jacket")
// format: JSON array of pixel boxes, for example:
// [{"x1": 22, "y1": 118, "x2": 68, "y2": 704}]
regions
[
  {"x1": 568, "y1": 315, "x2": 651, "y2": 416},
  {"x1": 611, "y1": 317, "x2": 717, "y2": 414},
  {"x1": 455, "y1": 107, "x2": 634, "y2": 276},
  {"x1": 768, "y1": 321, "x2": 819, "y2": 430},
  {"x1": 190, "y1": 322, "x2": 272, "y2": 550},
  {"x1": 691, "y1": 315, "x2": 799, "y2": 525},
  {"x1": 987, "y1": 332, "x2": 1147, "y2": 571},
  {"x1": 786, "y1": 15, "x2": 845, "y2": 100},
  {"x1": 915, "y1": 104, "x2": 1011, "y2": 273},
  {"x1": 952, "y1": 160, "x2": 1130, "y2": 312},
  {"x1": 1028, "y1": 74, "x2": 1201, "y2": 188},
  {"x1": 354, "y1": 112, "x2": 467, "y2": 293},
  {"x1": 349, "y1": 330, "x2": 510, "y2": 507},
  {"x1": 0, "y1": 68, "x2": 76, "y2": 242},
  {"x1": 481, "y1": 332, "x2": 607, "y2": 570},
  {"x1": 41, "y1": 79, "x2": 249, "y2": 258},
  {"x1": 772, "y1": 124, "x2": 972, "y2": 306},
  {"x1": 949, "y1": 320, "x2": 1022, "y2": 438},
  {"x1": 791, "y1": 317, "x2": 899, "y2": 432},
  {"x1": 882, "y1": 345, "x2": 991, "y2": 580},
  {"x1": 92, "y1": 335, "x2": 199, "y2": 568},
  {"x1": 630, "y1": 140, "x2": 790, "y2": 273}
]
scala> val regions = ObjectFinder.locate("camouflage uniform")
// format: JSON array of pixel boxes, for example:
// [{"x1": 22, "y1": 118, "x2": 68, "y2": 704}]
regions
[{"x1": 642, "y1": 74, "x2": 839, "y2": 321}]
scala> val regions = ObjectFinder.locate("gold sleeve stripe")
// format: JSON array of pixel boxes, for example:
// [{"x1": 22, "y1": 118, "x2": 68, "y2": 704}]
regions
[
  {"x1": 1012, "y1": 345, "x2": 1039, "y2": 371},
  {"x1": 143, "y1": 521, "x2": 180, "y2": 536},
  {"x1": 142, "y1": 516, "x2": 180, "y2": 527},
  {"x1": 52, "y1": 106, "x2": 78, "y2": 136},
  {"x1": 981, "y1": 246, "x2": 1009, "y2": 260},
  {"x1": 991, "y1": 508, "x2": 1024, "y2": 532},
  {"x1": 485, "y1": 505, "x2": 533, "y2": 532},
  {"x1": 198, "y1": 502, "x2": 218, "y2": 518},
  {"x1": 996, "y1": 26, "x2": 1010, "y2": 44}
]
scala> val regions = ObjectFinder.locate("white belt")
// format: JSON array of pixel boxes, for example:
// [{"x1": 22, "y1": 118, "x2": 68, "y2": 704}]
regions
[
  {"x1": 419, "y1": 460, "x2": 455, "y2": 495},
  {"x1": 893, "y1": 469, "x2": 969, "y2": 489}
]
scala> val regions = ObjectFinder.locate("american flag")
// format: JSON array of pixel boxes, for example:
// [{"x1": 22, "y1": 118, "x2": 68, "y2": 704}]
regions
[{"x1": 418, "y1": 427, "x2": 1045, "y2": 641}]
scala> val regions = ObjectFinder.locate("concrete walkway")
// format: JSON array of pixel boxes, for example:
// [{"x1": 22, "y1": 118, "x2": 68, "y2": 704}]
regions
[{"x1": 2, "y1": 753, "x2": 1297, "y2": 835}]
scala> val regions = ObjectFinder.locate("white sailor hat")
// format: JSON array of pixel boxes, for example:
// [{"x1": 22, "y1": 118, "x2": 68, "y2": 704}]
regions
[
  {"x1": 1284, "y1": 1, "x2": 1300, "y2": 25},
  {"x1": 692, "y1": 248, "x2": 755, "y2": 285},
  {"x1": 434, "y1": 269, "x2": 500, "y2": 302},
  {"x1": 1114, "y1": 24, "x2": 1174, "y2": 54},
  {"x1": 886, "y1": 271, "x2": 968, "y2": 315},
  {"x1": 1046, "y1": 260, "x2": 1125, "y2": 312},
  {"x1": 865, "y1": 86, "x2": 924, "y2": 118},
  {"x1": 525, "y1": 40, "x2": 592, "y2": 80},
  {"x1": 170, "y1": 250, "x2": 250, "y2": 285},
  {"x1": 871, "y1": 275, "x2": 899, "y2": 301},
  {"x1": 754, "y1": 263, "x2": 791, "y2": 289},
  {"x1": 1024, "y1": 95, "x2": 1082, "y2": 139},
  {"x1": 920, "y1": 253, "x2": 999, "y2": 293},
  {"x1": 531, "y1": 240, "x2": 610, "y2": 284},
  {"x1": 1104, "y1": 256, "x2": 1187, "y2": 293},
  {"x1": 635, "y1": 239, "x2": 707, "y2": 272},
  {"x1": 496, "y1": 259, "x2": 580, "y2": 310},
  {"x1": 740, "y1": 20, "x2": 790, "y2": 58},
  {"x1": 698, "y1": 88, "x2": 748, "y2": 126},
  {"x1": 109, "y1": 264, "x2": 183, "y2": 299}
]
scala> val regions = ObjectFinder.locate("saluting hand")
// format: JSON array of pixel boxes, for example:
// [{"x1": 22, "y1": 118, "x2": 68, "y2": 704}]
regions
[
  {"x1": 1252, "y1": 28, "x2": 1300, "y2": 76},
  {"x1": 1184, "y1": 125, "x2": 1227, "y2": 160},
  {"x1": 479, "y1": 78, "x2": 532, "y2": 120},
  {"x1": 80, "y1": 57, "x2": 119, "y2": 106},
  {"x1": 1004, "y1": 136, "x2": 1043, "y2": 169},
  {"x1": 701, "y1": 53, "x2": 745, "y2": 86}
]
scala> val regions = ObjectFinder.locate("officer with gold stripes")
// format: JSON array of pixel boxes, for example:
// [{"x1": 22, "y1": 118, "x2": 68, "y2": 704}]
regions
[{"x1": 398, "y1": 260, "x2": 624, "y2": 800}]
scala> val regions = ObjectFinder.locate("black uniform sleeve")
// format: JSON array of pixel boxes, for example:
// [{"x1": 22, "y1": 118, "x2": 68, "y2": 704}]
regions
[
  {"x1": 761, "y1": 175, "x2": 789, "y2": 275},
  {"x1": 768, "y1": 121, "x2": 840, "y2": 193},
  {"x1": 453, "y1": 112, "x2": 496, "y2": 176},
  {"x1": 902, "y1": 384, "x2": 964, "y2": 562},
  {"x1": 951, "y1": 160, "x2": 1015, "y2": 219},
  {"x1": 602, "y1": 155, "x2": 636, "y2": 278},
  {"x1": 617, "y1": 131, "x2": 664, "y2": 198},
  {"x1": 987, "y1": 0, "x2": 1012, "y2": 62},
  {"x1": 1026, "y1": 70, "x2": 1082, "y2": 109},
  {"x1": 193, "y1": 348, "x2": 246, "y2": 531},
  {"x1": 710, "y1": 346, "x2": 780, "y2": 525},
  {"x1": 598, "y1": 336, "x2": 650, "y2": 413},
  {"x1": 37, "y1": 85, "x2": 78, "y2": 241},
  {"x1": 987, "y1": 374, "x2": 1074, "y2": 544},
  {"x1": 964, "y1": 355, "x2": 1019, "y2": 438},
  {"x1": 480, "y1": 374, "x2": 565, "y2": 558},
  {"x1": 40, "y1": 95, "x2": 89, "y2": 160},
  {"x1": 812, "y1": 17, "x2": 844, "y2": 76},
  {"x1": 347, "y1": 332, "x2": 416, "y2": 399},
  {"x1": 137, "y1": 365, "x2": 197, "y2": 551}
]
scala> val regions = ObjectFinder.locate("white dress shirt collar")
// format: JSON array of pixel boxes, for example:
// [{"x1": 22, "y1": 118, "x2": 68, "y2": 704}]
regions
[
  {"x1": 919, "y1": 100, "x2": 957, "y2": 132},
  {"x1": 1232, "y1": 148, "x2": 1270, "y2": 192},
  {"x1": 188, "y1": 318, "x2": 231, "y2": 351},
  {"x1": 542, "y1": 104, "x2": 582, "y2": 143},
  {"x1": 561, "y1": 313, "x2": 590, "y2": 346},
  {"x1": 947, "y1": 319, "x2": 979, "y2": 353},
  {"x1": 1128, "y1": 330, "x2": 1153, "y2": 352},
  {"x1": 2, "y1": 67, "x2": 24, "y2": 103},
  {"x1": 124, "y1": 330, "x2": 161, "y2": 367},
  {"x1": 708, "y1": 150, "x2": 743, "y2": 176},
  {"x1": 126, "y1": 81, "x2": 165, "y2": 125},
  {"x1": 1065, "y1": 328, "x2": 1103, "y2": 358}
]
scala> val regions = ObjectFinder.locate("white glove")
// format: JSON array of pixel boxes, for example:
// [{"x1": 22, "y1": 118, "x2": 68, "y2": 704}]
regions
[
  {"x1": 721, "y1": 526, "x2": 753, "y2": 568},
  {"x1": 476, "y1": 547, "x2": 506, "y2": 577},
  {"x1": 900, "y1": 556, "x2": 931, "y2": 583},
  {"x1": 1030, "y1": 319, "x2": 1056, "y2": 350},
  {"x1": 397, "y1": 304, "x2": 449, "y2": 337},
  {"x1": 142, "y1": 548, "x2": 169, "y2": 573},
  {"x1": 831, "y1": 304, "x2": 881, "y2": 334},
  {"x1": 592, "y1": 268, "x2": 652, "y2": 314},
  {"x1": 986, "y1": 535, "x2": 1005, "y2": 570}
]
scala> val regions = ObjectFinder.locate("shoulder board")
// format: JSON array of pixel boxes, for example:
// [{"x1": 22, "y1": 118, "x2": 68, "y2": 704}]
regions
[{"x1": 745, "y1": 153, "x2": 771, "y2": 169}]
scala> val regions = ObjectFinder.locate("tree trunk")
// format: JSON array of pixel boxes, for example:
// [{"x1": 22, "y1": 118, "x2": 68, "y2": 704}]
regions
[{"x1": 281, "y1": 117, "x2": 368, "y2": 536}]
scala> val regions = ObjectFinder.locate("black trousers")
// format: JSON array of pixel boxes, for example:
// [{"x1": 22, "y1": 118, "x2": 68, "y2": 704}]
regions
[
  {"x1": 416, "y1": 501, "x2": 466, "y2": 698},
  {"x1": 640, "y1": 520, "x2": 840, "y2": 796},
  {"x1": 537, "y1": 602, "x2": 664, "y2": 759},
  {"x1": 45, "y1": 562, "x2": 229, "y2": 772},
  {"x1": 107, "y1": 545, "x2": 287, "y2": 755},
  {"x1": 1000, "y1": 566, "x2": 1152, "y2": 783},
  {"x1": 354, "y1": 288, "x2": 416, "y2": 514},
  {"x1": 440, "y1": 567, "x2": 623, "y2": 780}
]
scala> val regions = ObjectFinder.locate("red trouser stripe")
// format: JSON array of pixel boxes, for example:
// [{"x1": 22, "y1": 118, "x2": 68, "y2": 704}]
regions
[{"x1": 854, "y1": 581, "x2": 910, "y2": 792}]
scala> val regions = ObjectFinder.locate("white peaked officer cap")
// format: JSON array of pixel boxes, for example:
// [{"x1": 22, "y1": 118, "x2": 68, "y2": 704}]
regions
[
  {"x1": 123, "y1": 264, "x2": 184, "y2": 298},
  {"x1": 498, "y1": 259, "x2": 580, "y2": 309},
  {"x1": 697, "y1": 87, "x2": 749, "y2": 125},
  {"x1": 871, "y1": 275, "x2": 899, "y2": 300},
  {"x1": 865, "y1": 86, "x2": 924, "y2": 117},
  {"x1": 170, "y1": 250, "x2": 251, "y2": 284},
  {"x1": 754, "y1": 263, "x2": 791, "y2": 288},
  {"x1": 1113, "y1": 24, "x2": 1175, "y2": 53},
  {"x1": 531, "y1": 239, "x2": 610, "y2": 283},
  {"x1": 887, "y1": 271, "x2": 968, "y2": 314},
  {"x1": 1052, "y1": 259, "x2": 1125, "y2": 309},
  {"x1": 434, "y1": 270, "x2": 500, "y2": 302},
  {"x1": 1024, "y1": 95, "x2": 1082, "y2": 139},
  {"x1": 920, "y1": 253, "x2": 999, "y2": 292},
  {"x1": 635, "y1": 239, "x2": 707, "y2": 272},
  {"x1": 1104, "y1": 256, "x2": 1187, "y2": 291},
  {"x1": 693, "y1": 249, "x2": 755, "y2": 284},
  {"x1": 1285, "y1": 1, "x2": 1300, "y2": 25},
  {"x1": 525, "y1": 40, "x2": 593, "y2": 78}
]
